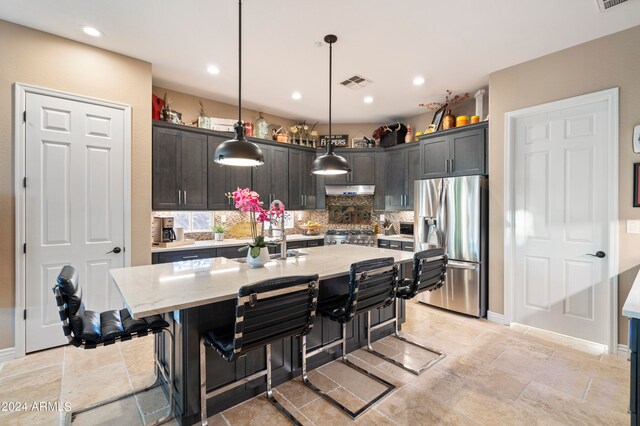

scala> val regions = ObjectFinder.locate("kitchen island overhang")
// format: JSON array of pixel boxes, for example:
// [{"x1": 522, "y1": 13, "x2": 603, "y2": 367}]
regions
[{"x1": 110, "y1": 245, "x2": 415, "y2": 425}]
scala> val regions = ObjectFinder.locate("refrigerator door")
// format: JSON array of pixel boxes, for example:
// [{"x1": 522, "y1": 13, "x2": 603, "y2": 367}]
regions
[
  {"x1": 419, "y1": 260, "x2": 481, "y2": 317},
  {"x1": 414, "y1": 179, "x2": 444, "y2": 251},
  {"x1": 444, "y1": 176, "x2": 482, "y2": 263}
]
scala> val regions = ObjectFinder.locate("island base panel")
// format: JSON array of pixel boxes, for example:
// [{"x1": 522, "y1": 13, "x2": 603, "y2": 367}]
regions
[{"x1": 164, "y1": 297, "x2": 406, "y2": 425}]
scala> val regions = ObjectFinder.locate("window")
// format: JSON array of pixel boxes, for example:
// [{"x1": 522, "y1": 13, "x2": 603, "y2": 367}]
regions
[{"x1": 155, "y1": 211, "x2": 213, "y2": 232}]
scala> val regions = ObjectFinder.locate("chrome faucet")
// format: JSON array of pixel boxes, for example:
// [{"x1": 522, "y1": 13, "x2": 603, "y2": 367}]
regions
[{"x1": 267, "y1": 200, "x2": 287, "y2": 259}]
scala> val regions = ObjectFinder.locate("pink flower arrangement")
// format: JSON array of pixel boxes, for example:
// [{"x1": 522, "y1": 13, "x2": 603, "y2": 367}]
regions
[{"x1": 226, "y1": 188, "x2": 286, "y2": 257}]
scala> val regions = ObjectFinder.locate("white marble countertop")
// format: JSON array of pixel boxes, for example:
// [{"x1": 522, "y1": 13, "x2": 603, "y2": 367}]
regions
[
  {"x1": 623, "y1": 269, "x2": 640, "y2": 319},
  {"x1": 112, "y1": 245, "x2": 413, "y2": 318},
  {"x1": 151, "y1": 234, "x2": 324, "y2": 253},
  {"x1": 377, "y1": 234, "x2": 414, "y2": 243}
]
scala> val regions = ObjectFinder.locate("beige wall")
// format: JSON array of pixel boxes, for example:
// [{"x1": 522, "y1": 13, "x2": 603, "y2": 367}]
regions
[
  {"x1": 152, "y1": 86, "x2": 297, "y2": 134},
  {"x1": 154, "y1": 86, "x2": 383, "y2": 147},
  {"x1": 0, "y1": 20, "x2": 152, "y2": 350},
  {"x1": 488, "y1": 25, "x2": 640, "y2": 345}
]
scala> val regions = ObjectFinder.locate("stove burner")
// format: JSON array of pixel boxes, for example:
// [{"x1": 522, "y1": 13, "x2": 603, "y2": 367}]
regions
[{"x1": 325, "y1": 229, "x2": 377, "y2": 247}]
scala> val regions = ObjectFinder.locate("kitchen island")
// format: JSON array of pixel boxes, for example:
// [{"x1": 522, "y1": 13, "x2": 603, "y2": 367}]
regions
[{"x1": 111, "y1": 245, "x2": 414, "y2": 425}]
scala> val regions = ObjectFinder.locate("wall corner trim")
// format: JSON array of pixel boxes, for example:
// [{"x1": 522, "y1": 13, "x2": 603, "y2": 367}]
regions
[
  {"x1": 487, "y1": 310, "x2": 506, "y2": 324},
  {"x1": 0, "y1": 347, "x2": 16, "y2": 364}
]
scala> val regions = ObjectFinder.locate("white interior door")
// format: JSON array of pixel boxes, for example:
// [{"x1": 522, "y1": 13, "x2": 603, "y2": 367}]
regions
[
  {"x1": 24, "y1": 92, "x2": 126, "y2": 353},
  {"x1": 513, "y1": 99, "x2": 611, "y2": 346}
]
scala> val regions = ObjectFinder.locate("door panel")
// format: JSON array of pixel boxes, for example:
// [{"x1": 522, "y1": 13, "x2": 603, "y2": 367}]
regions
[
  {"x1": 385, "y1": 149, "x2": 405, "y2": 210},
  {"x1": 208, "y1": 136, "x2": 231, "y2": 210},
  {"x1": 421, "y1": 138, "x2": 449, "y2": 179},
  {"x1": 450, "y1": 129, "x2": 485, "y2": 176},
  {"x1": 405, "y1": 145, "x2": 422, "y2": 209},
  {"x1": 180, "y1": 132, "x2": 208, "y2": 210},
  {"x1": 25, "y1": 93, "x2": 126, "y2": 352},
  {"x1": 444, "y1": 176, "x2": 481, "y2": 263},
  {"x1": 152, "y1": 127, "x2": 180, "y2": 210},
  {"x1": 513, "y1": 99, "x2": 610, "y2": 345},
  {"x1": 288, "y1": 150, "x2": 303, "y2": 210},
  {"x1": 350, "y1": 152, "x2": 375, "y2": 185},
  {"x1": 445, "y1": 262, "x2": 480, "y2": 317}
]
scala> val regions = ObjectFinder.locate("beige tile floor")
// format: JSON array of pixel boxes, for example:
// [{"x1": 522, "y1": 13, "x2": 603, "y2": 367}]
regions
[{"x1": 0, "y1": 300, "x2": 630, "y2": 425}]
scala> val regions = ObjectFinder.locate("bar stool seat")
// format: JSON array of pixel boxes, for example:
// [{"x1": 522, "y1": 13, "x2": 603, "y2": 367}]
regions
[
  {"x1": 200, "y1": 275, "x2": 319, "y2": 426},
  {"x1": 302, "y1": 257, "x2": 398, "y2": 419},
  {"x1": 53, "y1": 265, "x2": 174, "y2": 425},
  {"x1": 366, "y1": 248, "x2": 448, "y2": 375}
]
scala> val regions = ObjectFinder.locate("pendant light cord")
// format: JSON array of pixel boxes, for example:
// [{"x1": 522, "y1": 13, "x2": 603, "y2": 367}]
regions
[
  {"x1": 238, "y1": 0, "x2": 242, "y2": 124},
  {"x1": 328, "y1": 38, "x2": 333, "y2": 155}
]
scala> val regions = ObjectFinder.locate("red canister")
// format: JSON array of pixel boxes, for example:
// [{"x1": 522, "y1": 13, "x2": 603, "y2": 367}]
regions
[{"x1": 244, "y1": 122, "x2": 254, "y2": 137}]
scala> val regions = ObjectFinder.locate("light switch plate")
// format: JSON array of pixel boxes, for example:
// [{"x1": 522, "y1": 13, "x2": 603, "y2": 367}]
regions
[
  {"x1": 627, "y1": 220, "x2": 640, "y2": 234},
  {"x1": 379, "y1": 214, "x2": 385, "y2": 222},
  {"x1": 634, "y1": 124, "x2": 640, "y2": 153}
]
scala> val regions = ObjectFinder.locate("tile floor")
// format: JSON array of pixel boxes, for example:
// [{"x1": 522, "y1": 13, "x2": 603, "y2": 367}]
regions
[{"x1": 0, "y1": 300, "x2": 630, "y2": 425}]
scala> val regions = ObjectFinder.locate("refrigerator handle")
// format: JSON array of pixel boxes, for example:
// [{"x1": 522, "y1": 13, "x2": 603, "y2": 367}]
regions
[
  {"x1": 448, "y1": 260, "x2": 479, "y2": 270},
  {"x1": 437, "y1": 180, "x2": 447, "y2": 250}
]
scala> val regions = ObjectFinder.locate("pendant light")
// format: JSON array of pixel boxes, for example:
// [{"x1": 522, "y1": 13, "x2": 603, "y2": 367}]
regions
[
  {"x1": 311, "y1": 35, "x2": 351, "y2": 175},
  {"x1": 213, "y1": 0, "x2": 264, "y2": 167}
]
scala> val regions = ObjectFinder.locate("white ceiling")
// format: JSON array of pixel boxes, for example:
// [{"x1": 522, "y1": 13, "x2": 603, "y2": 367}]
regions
[{"x1": 1, "y1": 0, "x2": 639, "y2": 123}]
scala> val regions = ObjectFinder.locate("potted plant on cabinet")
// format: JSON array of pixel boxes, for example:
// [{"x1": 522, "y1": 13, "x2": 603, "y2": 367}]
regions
[{"x1": 211, "y1": 224, "x2": 225, "y2": 241}]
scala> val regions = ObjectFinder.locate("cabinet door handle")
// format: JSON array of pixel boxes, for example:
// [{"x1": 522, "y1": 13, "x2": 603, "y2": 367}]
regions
[
  {"x1": 444, "y1": 159, "x2": 449, "y2": 173},
  {"x1": 181, "y1": 255, "x2": 199, "y2": 260},
  {"x1": 300, "y1": 195, "x2": 303, "y2": 206},
  {"x1": 450, "y1": 158, "x2": 454, "y2": 172},
  {"x1": 303, "y1": 195, "x2": 306, "y2": 206},
  {"x1": 184, "y1": 190, "x2": 187, "y2": 205},
  {"x1": 178, "y1": 190, "x2": 181, "y2": 205}
]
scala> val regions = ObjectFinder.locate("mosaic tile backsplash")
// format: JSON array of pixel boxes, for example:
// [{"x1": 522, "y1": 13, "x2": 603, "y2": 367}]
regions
[{"x1": 152, "y1": 195, "x2": 413, "y2": 241}]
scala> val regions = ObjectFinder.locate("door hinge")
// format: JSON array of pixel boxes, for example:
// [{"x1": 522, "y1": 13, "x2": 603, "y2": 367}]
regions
[
  {"x1": 23, "y1": 309, "x2": 26, "y2": 320},
  {"x1": 23, "y1": 243, "x2": 26, "y2": 254},
  {"x1": 23, "y1": 111, "x2": 26, "y2": 122},
  {"x1": 23, "y1": 177, "x2": 26, "y2": 188}
]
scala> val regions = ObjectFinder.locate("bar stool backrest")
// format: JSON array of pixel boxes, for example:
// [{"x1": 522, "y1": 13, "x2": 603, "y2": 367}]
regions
[
  {"x1": 53, "y1": 265, "x2": 85, "y2": 346},
  {"x1": 346, "y1": 258, "x2": 398, "y2": 321},
  {"x1": 407, "y1": 248, "x2": 448, "y2": 298},
  {"x1": 233, "y1": 275, "x2": 319, "y2": 356}
]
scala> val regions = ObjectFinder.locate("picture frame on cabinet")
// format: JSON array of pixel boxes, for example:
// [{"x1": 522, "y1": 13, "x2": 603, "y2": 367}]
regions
[
  {"x1": 431, "y1": 104, "x2": 448, "y2": 131},
  {"x1": 634, "y1": 162, "x2": 640, "y2": 207}
]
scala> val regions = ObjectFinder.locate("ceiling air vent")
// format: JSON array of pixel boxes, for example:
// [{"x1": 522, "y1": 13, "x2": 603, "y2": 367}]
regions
[
  {"x1": 595, "y1": 0, "x2": 628, "y2": 12},
  {"x1": 340, "y1": 75, "x2": 374, "y2": 90}
]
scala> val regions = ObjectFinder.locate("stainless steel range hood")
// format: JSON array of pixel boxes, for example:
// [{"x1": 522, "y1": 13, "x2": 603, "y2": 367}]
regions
[{"x1": 325, "y1": 185, "x2": 375, "y2": 195}]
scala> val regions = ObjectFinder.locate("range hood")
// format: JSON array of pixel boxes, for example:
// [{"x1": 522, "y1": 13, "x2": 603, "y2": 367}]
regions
[{"x1": 325, "y1": 185, "x2": 375, "y2": 196}]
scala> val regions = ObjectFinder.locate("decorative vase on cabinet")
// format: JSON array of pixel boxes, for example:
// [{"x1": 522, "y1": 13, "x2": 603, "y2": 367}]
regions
[
  {"x1": 246, "y1": 247, "x2": 270, "y2": 268},
  {"x1": 442, "y1": 113, "x2": 456, "y2": 130},
  {"x1": 255, "y1": 113, "x2": 269, "y2": 139}
]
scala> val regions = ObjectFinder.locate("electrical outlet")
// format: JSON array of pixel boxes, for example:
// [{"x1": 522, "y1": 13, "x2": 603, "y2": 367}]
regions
[
  {"x1": 379, "y1": 214, "x2": 385, "y2": 222},
  {"x1": 221, "y1": 215, "x2": 226, "y2": 223},
  {"x1": 627, "y1": 220, "x2": 640, "y2": 234}
]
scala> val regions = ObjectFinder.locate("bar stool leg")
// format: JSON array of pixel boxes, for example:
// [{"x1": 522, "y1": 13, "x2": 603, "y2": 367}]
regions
[
  {"x1": 265, "y1": 344, "x2": 303, "y2": 426},
  {"x1": 65, "y1": 329, "x2": 175, "y2": 426},
  {"x1": 200, "y1": 337, "x2": 208, "y2": 426},
  {"x1": 366, "y1": 300, "x2": 445, "y2": 375},
  {"x1": 302, "y1": 323, "x2": 396, "y2": 419}
]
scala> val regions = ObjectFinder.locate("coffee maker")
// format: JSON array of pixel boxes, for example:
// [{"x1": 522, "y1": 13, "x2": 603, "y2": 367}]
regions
[{"x1": 152, "y1": 217, "x2": 176, "y2": 243}]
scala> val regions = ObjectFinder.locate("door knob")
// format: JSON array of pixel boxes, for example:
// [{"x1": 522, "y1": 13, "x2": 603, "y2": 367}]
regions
[
  {"x1": 106, "y1": 247, "x2": 122, "y2": 254},
  {"x1": 587, "y1": 251, "x2": 606, "y2": 258}
]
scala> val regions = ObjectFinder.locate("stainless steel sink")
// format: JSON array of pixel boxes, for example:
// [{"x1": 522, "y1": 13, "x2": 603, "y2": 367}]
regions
[{"x1": 234, "y1": 250, "x2": 307, "y2": 263}]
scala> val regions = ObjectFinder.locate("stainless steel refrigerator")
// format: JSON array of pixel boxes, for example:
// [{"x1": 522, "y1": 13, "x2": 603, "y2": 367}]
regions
[{"x1": 414, "y1": 176, "x2": 487, "y2": 317}]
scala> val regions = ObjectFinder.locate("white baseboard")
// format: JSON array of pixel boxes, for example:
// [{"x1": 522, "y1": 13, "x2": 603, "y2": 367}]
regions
[
  {"x1": 617, "y1": 344, "x2": 629, "y2": 355},
  {"x1": 0, "y1": 347, "x2": 15, "y2": 364},
  {"x1": 487, "y1": 311, "x2": 506, "y2": 324}
]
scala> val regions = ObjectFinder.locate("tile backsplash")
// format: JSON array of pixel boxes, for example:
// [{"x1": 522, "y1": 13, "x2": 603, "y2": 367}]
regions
[{"x1": 152, "y1": 195, "x2": 413, "y2": 241}]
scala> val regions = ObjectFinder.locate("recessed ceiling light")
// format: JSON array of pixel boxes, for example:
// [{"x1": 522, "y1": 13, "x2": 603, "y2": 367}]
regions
[
  {"x1": 207, "y1": 65, "x2": 220, "y2": 75},
  {"x1": 313, "y1": 41, "x2": 324, "y2": 48},
  {"x1": 82, "y1": 26, "x2": 103, "y2": 37},
  {"x1": 291, "y1": 91, "x2": 302, "y2": 100},
  {"x1": 363, "y1": 96, "x2": 374, "y2": 104},
  {"x1": 413, "y1": 76, "x2": 425, "y2": 86}
]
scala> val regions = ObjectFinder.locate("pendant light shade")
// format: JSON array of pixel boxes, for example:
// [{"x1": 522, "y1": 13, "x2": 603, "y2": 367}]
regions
[
  {"x1": 311, "y1": 35, "x2": 350, "y2": 175},
  {"x1": 213, "y1": 0, "x2": 264, "y2": 167}
]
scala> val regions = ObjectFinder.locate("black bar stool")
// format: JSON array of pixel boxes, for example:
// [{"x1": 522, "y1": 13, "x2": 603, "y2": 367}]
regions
[
  {"x1": 366, "y1": 248, "x2": 448, "y2": 375},
  {"x1": 199, "y1": 275, "x2": 319, "y2": 426},
  {"x1": 302, "y1": 258, "x2": 398, "y2": 419},
  {"x1": 52, "y1": 265, "x2": 174, "y2": 425}
]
